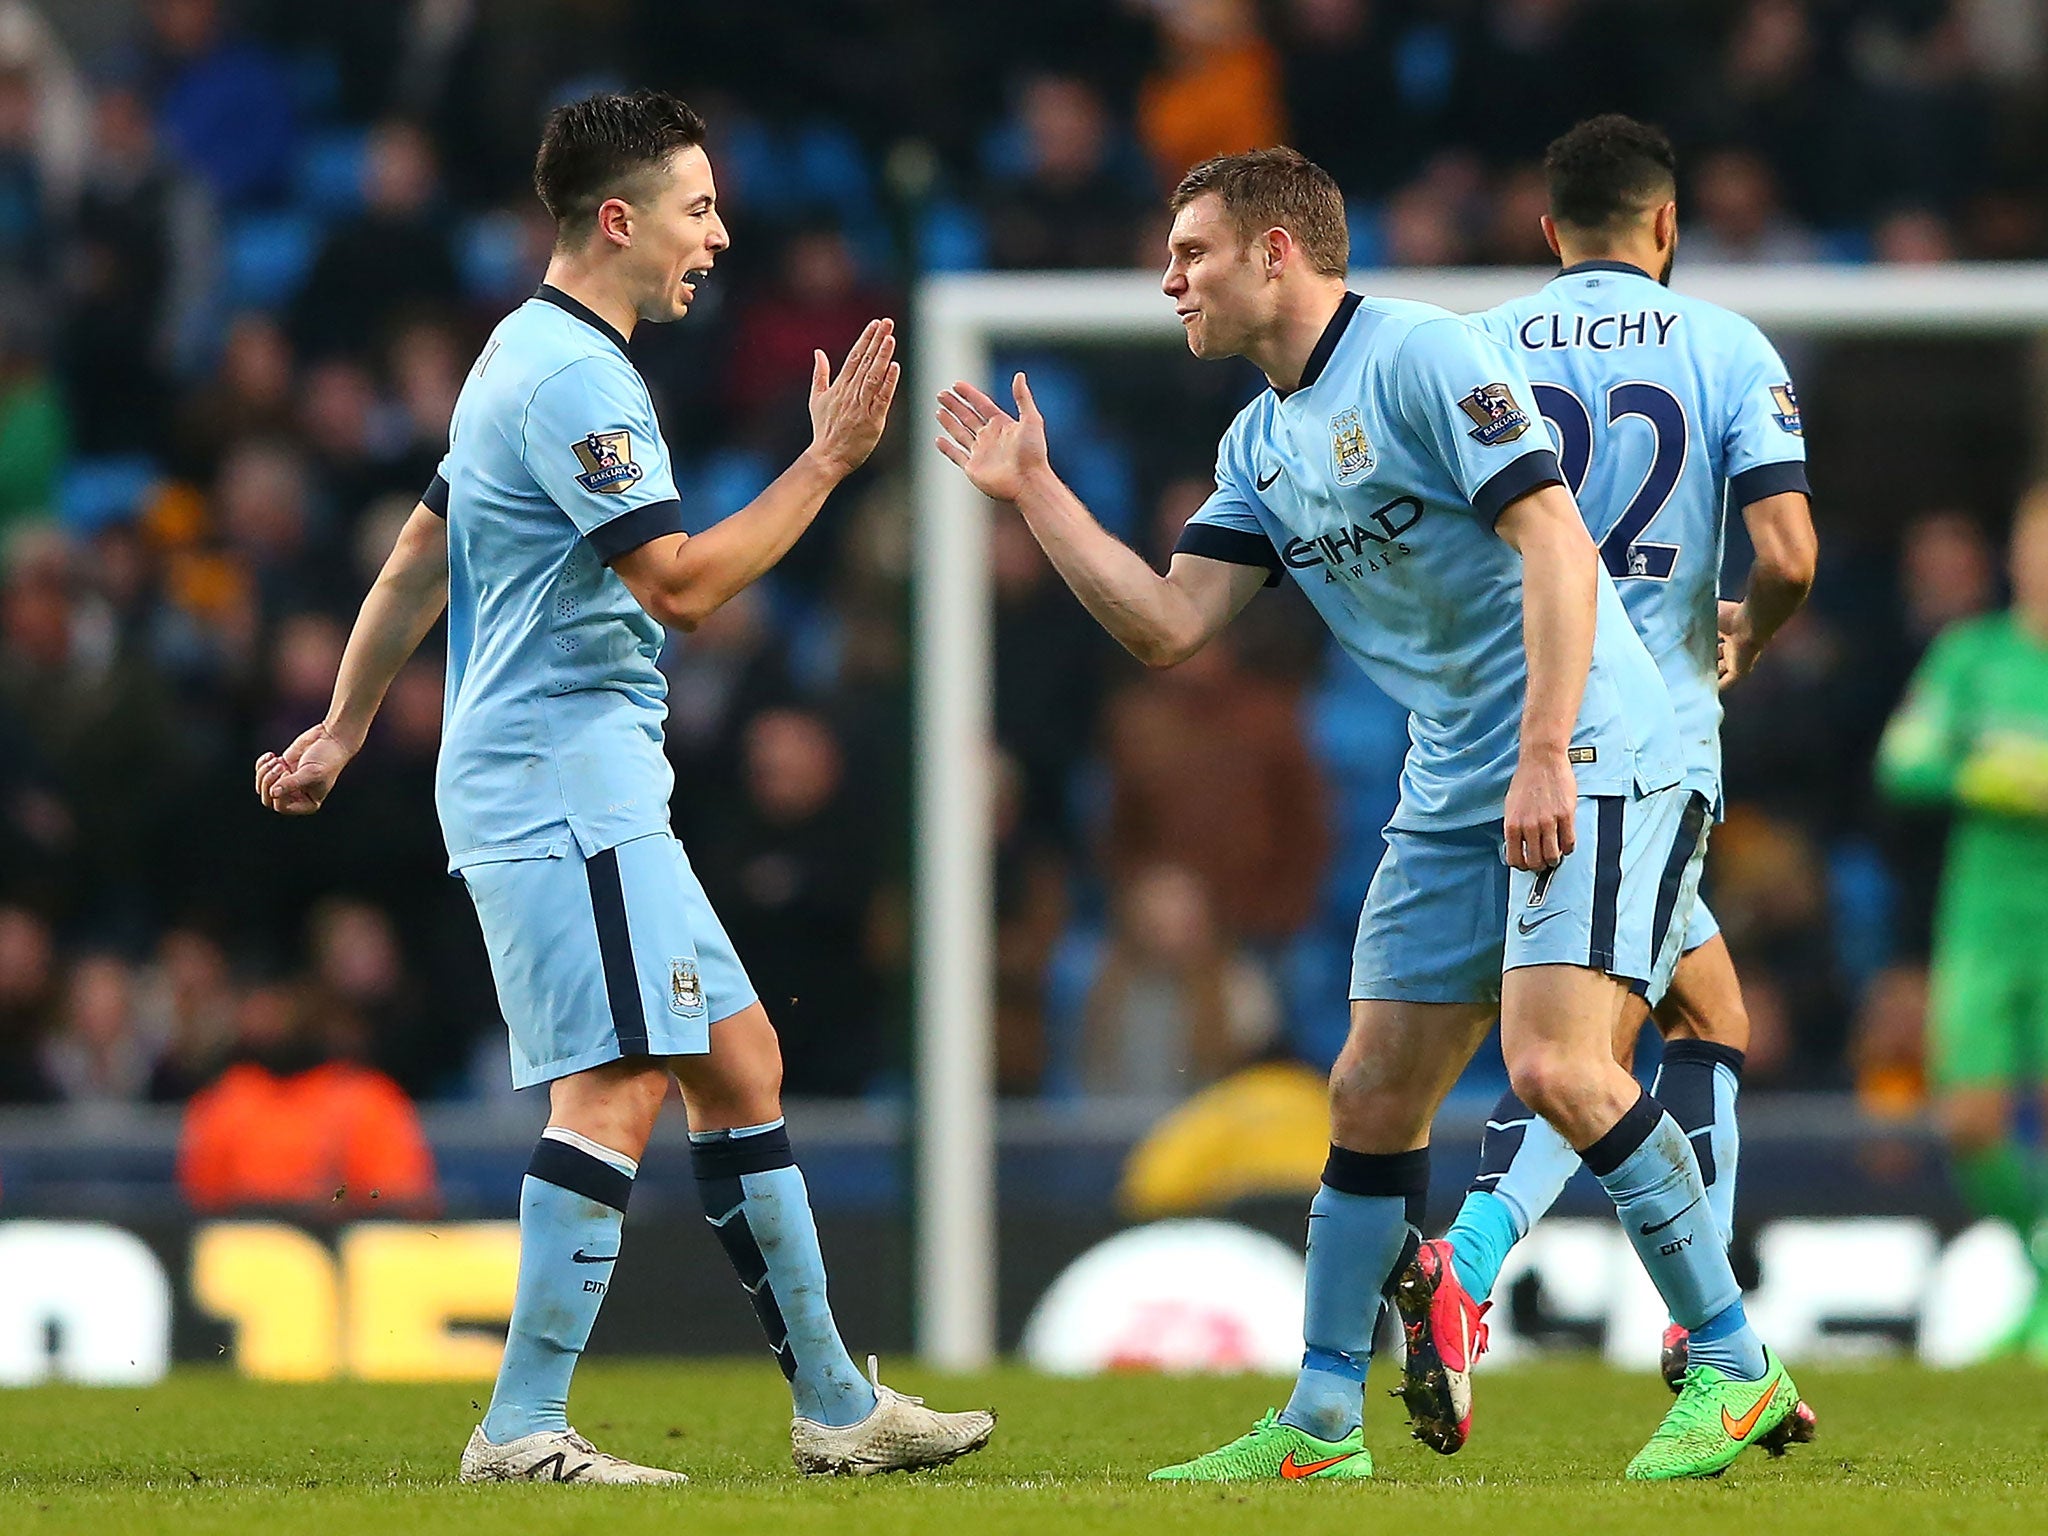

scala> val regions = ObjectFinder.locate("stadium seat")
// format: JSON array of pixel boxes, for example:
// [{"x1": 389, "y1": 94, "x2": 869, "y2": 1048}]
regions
[
  {"x1": 295, "y1": 129, "x2": 367, "y2": 217},
  {"x1": 223, "y1": 211, "x2": 322, "y2": 310},
  {"x1": 57, "y1": 456, "x2": 162, "y2": 534},
  {"x1": 916, "y1": 200, "x2": 989, "y2": 272}
]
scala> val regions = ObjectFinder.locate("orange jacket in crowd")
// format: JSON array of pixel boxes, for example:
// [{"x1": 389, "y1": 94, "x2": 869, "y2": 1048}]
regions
[{"x1": 177, "y1": 1059, "x2": 439, "y2": 1212}]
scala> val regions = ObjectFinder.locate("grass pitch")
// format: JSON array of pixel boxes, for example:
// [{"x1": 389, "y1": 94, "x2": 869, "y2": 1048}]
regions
[{"x1": 2, "y1": 1360, "x2": 2040, "y2": 1535}]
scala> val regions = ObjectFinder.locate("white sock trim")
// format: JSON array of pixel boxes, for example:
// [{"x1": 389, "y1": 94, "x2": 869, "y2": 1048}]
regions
[{"x1": 542, "y1": 1125, "x2": 640, "y2": 1178}]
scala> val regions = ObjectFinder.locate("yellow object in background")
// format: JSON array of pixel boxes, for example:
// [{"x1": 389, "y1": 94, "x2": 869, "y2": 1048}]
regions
[{"x1": 1119, "y1": 1061, "x2": 1331, "y2": 1219}]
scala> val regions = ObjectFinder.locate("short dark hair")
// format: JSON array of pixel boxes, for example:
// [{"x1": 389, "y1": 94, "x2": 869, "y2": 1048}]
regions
[
  {"x1": 1169, "y1": 147, "x2": 1349, "y2": 278},
  {"x1": 1544, "y1": 115, "x2": 1677, "y2": 233},
  {"x1": 534, "y1": 90, "x2": 708, "y2": 242}
]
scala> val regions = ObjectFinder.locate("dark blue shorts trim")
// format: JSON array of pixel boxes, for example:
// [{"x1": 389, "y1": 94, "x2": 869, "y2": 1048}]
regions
[{"x1": 585, "y1": 846, "x2": 650, "y2": 1055}]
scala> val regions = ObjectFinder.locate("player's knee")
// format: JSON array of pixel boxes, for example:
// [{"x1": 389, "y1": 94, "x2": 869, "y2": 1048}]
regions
[
  {"x1": 1938, "y1": 1091, "x2": 2011, "y2": 1154},
  {"x1": 1504, "y1": 1043, "x2": 1590, "y2": 1125}
]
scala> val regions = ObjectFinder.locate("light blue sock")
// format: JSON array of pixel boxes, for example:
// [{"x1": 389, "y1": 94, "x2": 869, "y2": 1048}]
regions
[
  {"x1": 691, "y1": 1119, "x2": 877, "y2": 1427},
  {"x1": 483, "y1": 1128, "x2": 637, "y2": 1442},
  {"x1": 1650, "y1": 1040, "x2": 1745, "y2": 1250},
  {"x1": 1445, "y1": 1090, "x2": 1582, "y2": 1300},
  {"x1": 1278, "y1": 1147, "x2": 1427, "y2": 1441},
  {"x1": 1584, "y1": 1093, "x2": 1766, "y2": 1381}
]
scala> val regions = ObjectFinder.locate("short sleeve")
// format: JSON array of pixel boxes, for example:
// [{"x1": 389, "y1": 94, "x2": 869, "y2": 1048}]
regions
[
  {"x1": 1722, "y1": 325, "x2": 1810, "y2": 506},
  {"x1": 1395, "y1": 317, "x2": 1563, "y2": 523},
  {"x1": 421, "y1": 455, "x2": 451, "y2": 516},
  {"x1": 1172, "y1": 425, "x2": 1281, "y2": 585},
  {"x1": 519, "y1": 356, "x2": 684, "y2": 562}
]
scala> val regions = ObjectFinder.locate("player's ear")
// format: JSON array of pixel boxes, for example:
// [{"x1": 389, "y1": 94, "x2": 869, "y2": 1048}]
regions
[
  {"x1": 596, "y1": 196, "x2": 634, "y2": 249},
  {"x1": 1260, "y1": 227, "x2": 1291, "y2": 278},
  {"x1": 1654, "y1": 201, "x2": 1678, "y2": 254},
  {"x1": 1539, "y1": 215, "x2": 1562, "y2": 261}
]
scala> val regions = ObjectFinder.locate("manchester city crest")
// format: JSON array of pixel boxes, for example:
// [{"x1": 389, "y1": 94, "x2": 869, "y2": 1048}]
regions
[
  {"x1": 1329, "y1": 407, "x2": 1375, "y2": 484},
  {"x1": 669, "y1": 957, "x2": 705, "y2": 1016},
  {"x1": 572, "y1": 429, "x2": 643, "y2": 494}
]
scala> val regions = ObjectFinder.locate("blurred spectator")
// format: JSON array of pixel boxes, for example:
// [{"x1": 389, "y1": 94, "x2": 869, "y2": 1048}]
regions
[
  {"x1": 0, "y1": 62, "x2": 47, "y2": 277},
  {"x1": 0, "y1": 281, "x2": 65, "y2": 530},
  {"x1": 1102, "y1": 634, "x2": 1329, "y2": 945},
  {"x1": 1705, "y1": 805, "x2": 1848, "y2": 1081},
  {"x1": 138, "y1": 0, "x2": 296, "y2": 209},
  {"x1": 1137, "y1": 0, "x2": 1289, "y2": 187},
  {"x1": 139, "y1": 924, "x2": 235, "y2": 1102},
  {"x1": 1873, "y1": 207, "x2": 1958, "y2": 265},
  {"x1": 983, "y1": 74, "x2": 1146, "y2": 270},
  {"x1": 1481, "y1": 162, "x2": 1556, "y2": 265},
  {"x1": 171, "y1": 312, "x2": 296, "y2": 480},
  {"x1": 0, "y1": 1, "x2": 90, "y2": 212},
  {"x1": 1681, "y1": 148, "x2": 1820, "y2": 264},
  {"x1": 177, "y1": 977, "x2": 437, "y2": 1212},
  {"x1": 383, "y1": 317, "x2": 464, "y2": 491},
  {"x1": 58, "y1": 83, "x2": 216, "y2": 454},
  {"x1": 1850, "y1": 963, "x2": 1928, "y2": 1119},
  {"x1": 1899, "y1": 509, "x2": 1997, "y2": 652},
  {"x1": 214, "y1": 438, "x2": 350, "y2": 622},
  {"x1": 726, "y1": 225, "x2": 890, "y2": 429},
  {"x1": 993, "y1": 509, "x2": 1118, "y2": 846},
  {"x1": 41, "y1": 952, "x2": 152, "y2": 1103},
  {"x1": 991, "y1": 749, "x2": 1071, "y2": 1095},
  {"x1": 291, "y1": 119, "x2": 460, "y2": 362},
  {"x1": 696, "y1": 708, "x2": 885, "y2": 1096},
  {"x1": 1079, "y1": 862, "x2": 1279, "y2": 1096},
  {"x1": 662, "y1": 585, "x2": 795, "y2": 847},
  {"x1": 306, "y1": 896, "x2": 433, "y2": 1098},
  {"x1": 0, "y1": 903, "x2": 56, "y2": 1101}
]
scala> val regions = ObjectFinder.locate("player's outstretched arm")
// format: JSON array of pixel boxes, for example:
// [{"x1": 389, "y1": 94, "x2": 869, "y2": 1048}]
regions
[
  {"x1": 611, "y1": 319, "x2": 899, "y2": 631},
  {"x1": 254, "y1": 503, "x2": 449, "y2": 815},
  {"x1": 1718, "y1": 490, "x2": 1817, "y2": 688},
  {"x1": 934, "y1": 373, "x2": 1262, "y2": 666},
  {"x1": 1496, "y1": 484, "x2": 1597, "y2": 871}
]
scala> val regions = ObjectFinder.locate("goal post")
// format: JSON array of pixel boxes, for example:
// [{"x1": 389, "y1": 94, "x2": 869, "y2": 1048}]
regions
[{"x1": 908, "y1": 262, "x2": 2048, "y2": 1369}]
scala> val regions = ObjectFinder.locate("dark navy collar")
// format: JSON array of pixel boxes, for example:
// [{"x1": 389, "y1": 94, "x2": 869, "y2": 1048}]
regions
[
  {"x1": 533, "y1": 284, "x2": 631, "y2": 356},
  {"x1": 1555, "y1": 259, "x2": 1655, "y2": 281},
  {"x1": 1278, "y1": 290, "x2": 1363, "y2": 398}
]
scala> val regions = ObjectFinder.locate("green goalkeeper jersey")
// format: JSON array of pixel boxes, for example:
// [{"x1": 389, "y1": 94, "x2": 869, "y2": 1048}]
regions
[{"x1": 1878, "y1": 612, "x2": 2048, "y2": 931}]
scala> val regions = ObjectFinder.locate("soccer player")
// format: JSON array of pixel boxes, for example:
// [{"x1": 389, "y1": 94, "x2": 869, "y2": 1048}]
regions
[
  {"x1": 256, "y1": 91, "x2": 994, "y2": 1483},
  {"x1": 1879, "y1": 486, "x2": 2048, "y2": 1360},
  {"x1": 1415, "y1": 113, "x2": 1820, "y2": 1434},
  {"x1": 933, "y1": 147, "x2": 1799, "y2": 1481}
]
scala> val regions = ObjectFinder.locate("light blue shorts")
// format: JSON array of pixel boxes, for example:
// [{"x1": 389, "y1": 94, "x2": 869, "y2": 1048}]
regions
[
  {"x1": 459, "y1": 830, "x2": 757, "y2": 1088},
  {"x1": 1351, "y1": 787, "x2": 1709, "y2": 1005}
]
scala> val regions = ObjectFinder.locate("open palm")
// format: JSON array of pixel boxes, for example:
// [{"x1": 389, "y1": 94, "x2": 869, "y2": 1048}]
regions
[{"x1": 934, "y1": 374, "x2": 1050, "y2": 503}]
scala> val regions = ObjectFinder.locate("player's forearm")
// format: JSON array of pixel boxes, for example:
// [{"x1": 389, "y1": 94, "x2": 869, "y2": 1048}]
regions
[
  {"x1": 325, "y1": 511, "x2": 449, "y2": 751},
  {"x1": 1735, "y1": 491, "x2": 1818, "y2": 651},
  {"x1": 1505, "y1": 498, "x2": 1597, "y2": 753},
  {"x1": 1012, "y1": 469, "x2": 1208, "y2": 666},
  {"x1": 650, "y1": 450, "x2": 842, "y2": 628}
]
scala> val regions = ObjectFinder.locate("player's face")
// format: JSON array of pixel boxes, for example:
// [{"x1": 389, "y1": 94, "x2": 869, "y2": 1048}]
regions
[
  {"x1": 1162, "y1": 195, "x2": 1272, "y2": 361},
  {"x1": 627, "y1": 145, "x2": 729, "y2": 323}
]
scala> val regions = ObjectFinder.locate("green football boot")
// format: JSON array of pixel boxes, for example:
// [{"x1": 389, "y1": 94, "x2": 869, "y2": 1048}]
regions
[
  {"x1": 1149, "y1": 1410, "x2": 1372, "y2": 1482},
  {"x1": 1625, "y1": 1350, "x2": 1802, "y2": 1481}
]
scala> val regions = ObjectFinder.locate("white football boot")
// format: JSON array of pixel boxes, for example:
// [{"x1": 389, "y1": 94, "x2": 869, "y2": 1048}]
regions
[
  {"x1": 790, "y1": 1356, "x2": 997, "y2": 1475},
  {"x1": 459, "y1": 1424, "x2": 688, "y2": 1484}
]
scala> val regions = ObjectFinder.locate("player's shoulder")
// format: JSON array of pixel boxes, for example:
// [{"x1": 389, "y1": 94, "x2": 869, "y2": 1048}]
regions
[
  {"x1": 488, "y1": 297, "x2": 640, "y2": 396},
  {"x1": 1938, "y1": 611, "x2": 2018, "y2": 656},
  {"x1": 1661, "y1": 284, "x2": 1783, "y2": 363}
]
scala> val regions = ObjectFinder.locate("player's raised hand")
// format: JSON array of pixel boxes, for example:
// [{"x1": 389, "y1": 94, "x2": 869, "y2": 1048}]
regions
[
  {"x1": 255, "y1": 722, "x2": 356, "y2": 816},
  {"x1": 1503, "y1": 748, "x2": 1577, "y2": 872},
  {"x1": 807, "y1": 318, "x2": 900, "y2": 476},
  {"x1": 933, "y1": 373, "x2": 1051, "y2": 503}
]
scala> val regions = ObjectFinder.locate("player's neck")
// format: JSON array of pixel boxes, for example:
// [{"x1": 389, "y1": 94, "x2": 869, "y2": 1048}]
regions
[
  {"x1": 1554, "y1": 243, "x2": 1660, "y2": 280},
  {"x1": 539, "y1": 257, "x2": 640, "y2": 343},
  {"x1": 1249, "y1": 282, "x2": 1352, "y2": 394}
]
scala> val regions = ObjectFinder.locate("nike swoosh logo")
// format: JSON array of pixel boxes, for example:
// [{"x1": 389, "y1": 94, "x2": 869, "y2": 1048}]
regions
[
  {"x1": 1516, "y1": 908, "x2": 1570, "y2": 935},
  {"x1": 1256, "y1": 467, "x2": 1282, "y2": 490},
  {"x1": 1279, "y1": 1449, "x2": 1359, "y2": 1478},
  {"x1": 1639, "y1": 1196, "x2": 1701, "y2": 1237},
  {"x1": 570, "y1": 1249, "x2": 619, "y2": 1264},
  {"x1": 1721, "y1": 1382, "x2": 1777, "y2": 1440}
]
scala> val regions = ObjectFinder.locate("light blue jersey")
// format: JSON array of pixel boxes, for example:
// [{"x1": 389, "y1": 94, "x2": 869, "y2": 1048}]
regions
[
  {"x1": 1473, "y1": 261, "x2": 1809, "y2": 811},
  {"x1": 1179, "y1": 292, "x2": 1682, "y2": 831},
  {"x1": 427, "y1": 285, "x2": 686, "y2": 871}
]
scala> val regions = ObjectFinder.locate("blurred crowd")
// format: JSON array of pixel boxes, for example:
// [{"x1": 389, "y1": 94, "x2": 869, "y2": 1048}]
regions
[{"x1": 0, "y1": 0, "x2": 2042, "y2": 1136}]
